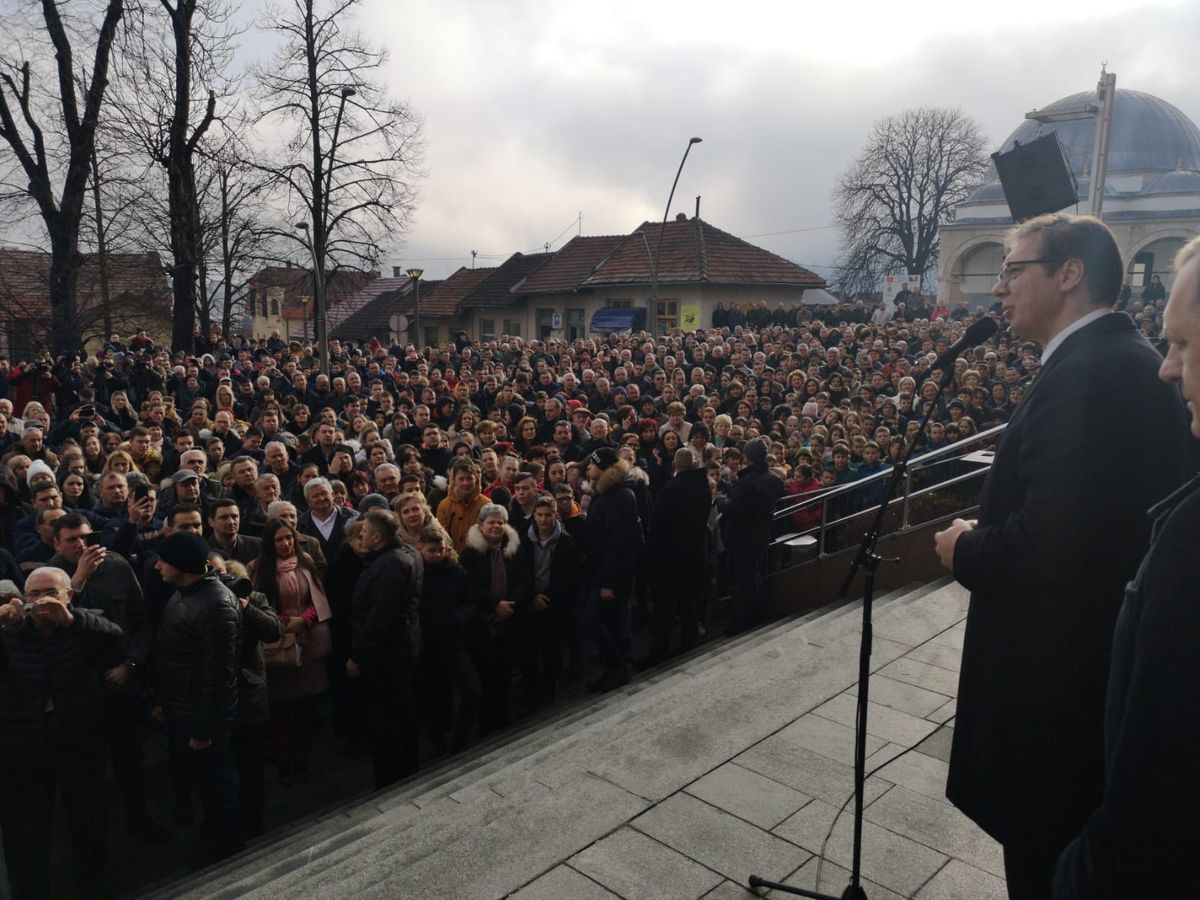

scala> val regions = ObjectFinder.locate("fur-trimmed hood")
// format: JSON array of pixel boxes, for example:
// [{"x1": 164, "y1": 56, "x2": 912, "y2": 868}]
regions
[
  {"x1": 464, "y1": 522, "x2": 521, "y2": 557},
  {"x1": 593, "y1": 459, "x2": 648, "y2": 495}
]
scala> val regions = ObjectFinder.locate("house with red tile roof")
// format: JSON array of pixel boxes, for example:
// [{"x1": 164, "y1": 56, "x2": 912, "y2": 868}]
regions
[
  {"x1": 0, "y1": 248, "x2": 172, "y2": 358},
  {"x1": 244, "y1": 264, "x2": 377, "y2": 341}
]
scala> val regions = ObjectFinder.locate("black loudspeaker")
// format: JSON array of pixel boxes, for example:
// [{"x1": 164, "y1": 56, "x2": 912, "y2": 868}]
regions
[{"x1": 991, "y1": 133, "x2": 1078, "y2": 222}]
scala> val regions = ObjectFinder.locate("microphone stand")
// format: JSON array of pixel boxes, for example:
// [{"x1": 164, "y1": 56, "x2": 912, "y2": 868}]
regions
[{"x1": 748, "y1": 359, "x2": 960, "y2": 900}]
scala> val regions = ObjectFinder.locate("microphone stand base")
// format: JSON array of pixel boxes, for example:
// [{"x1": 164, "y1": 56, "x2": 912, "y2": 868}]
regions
[{"x1": 746, "y1": 874, "x2": 867, "y2": 899}]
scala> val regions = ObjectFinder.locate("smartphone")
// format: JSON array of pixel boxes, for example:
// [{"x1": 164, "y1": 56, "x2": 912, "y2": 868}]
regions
[
  {"x1": 132, "y1": 481, "x2": 152, "y2": 502},
  {"x1": 85, "y1": 532, "x2": 104, "y2": 548}
]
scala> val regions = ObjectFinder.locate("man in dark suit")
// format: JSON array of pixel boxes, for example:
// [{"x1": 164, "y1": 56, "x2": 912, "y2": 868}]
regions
[
  {"x1": 297, "y1": 477, "x2": 357, "y2": 560},
  {"x1": 1053, "y1": 236, "x2": 1200, "y2": 898},
  {"x1": 933, "y1": 214, "x2": 1188, "y2": 900}
]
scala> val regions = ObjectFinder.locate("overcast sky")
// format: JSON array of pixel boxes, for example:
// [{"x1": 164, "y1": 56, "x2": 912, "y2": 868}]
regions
[{"x1": 338, "y1": 0, "x2": 1199, "y2": 284}]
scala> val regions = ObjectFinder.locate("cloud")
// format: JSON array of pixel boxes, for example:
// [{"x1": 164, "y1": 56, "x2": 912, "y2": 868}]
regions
[{"x1": 254, "y1": 1, "x2": 1200, "y2": 281}]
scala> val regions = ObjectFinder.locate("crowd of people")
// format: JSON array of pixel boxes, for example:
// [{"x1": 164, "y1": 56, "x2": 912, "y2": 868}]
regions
[{"x1": 0, "y1": 287, "x2": 1169, "y2": 898}]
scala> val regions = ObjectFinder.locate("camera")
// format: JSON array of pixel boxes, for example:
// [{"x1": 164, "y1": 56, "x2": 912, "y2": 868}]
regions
[
  {"x1": 78, "y1": 405, "x2": 95, "y2": 418},
  {"x1": 217, "y1": 573, "x2": 253, "y2": 599}
]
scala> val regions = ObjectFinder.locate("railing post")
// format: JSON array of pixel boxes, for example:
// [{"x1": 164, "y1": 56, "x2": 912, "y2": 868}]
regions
[
  {"x1": 902, "y1": 465, "x2": 912, "y2": 529},
  {"x1": 818, "y1": 497, "x2": 828, "y2": 557}
]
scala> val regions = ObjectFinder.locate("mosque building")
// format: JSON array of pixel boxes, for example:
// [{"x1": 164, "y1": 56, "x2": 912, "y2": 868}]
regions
[{"x1": 938, "y1": 88, "x2": 1200, "y2": 310}]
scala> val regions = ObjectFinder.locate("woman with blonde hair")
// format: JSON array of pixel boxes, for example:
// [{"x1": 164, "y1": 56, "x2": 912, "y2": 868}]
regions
[
  {"x1": 393, "y1": 490, "x2": 433, "y2": 545},
  {"x1": 102, "y1": 449, "x2": 135, "y2": 476}
]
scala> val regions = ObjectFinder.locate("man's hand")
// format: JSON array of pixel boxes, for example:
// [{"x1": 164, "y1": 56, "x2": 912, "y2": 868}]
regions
[
  {"x1": 934, "y1": 518, "x2": 975, "y2": 571},
  {"x1": 105, "y1": 663, "x2": 129, "y2": 688},
  {"x1": 187, "y1": 737, "x2": 212, "y2": 751},
  {"x1": 32, "y1": 596, "x2": 74, "y2": 628},
  {"x1": 494, "y1": 600, "x2": 515, "y2": 621},
  {"x1": 599, "y1": 588, "x2": 615, "y2": 601},
  {"x1": 0, "y1": 597, "x2": 24, "y2": 626},
  {"x1": 72, "y1": 544, "x2": 105, "y2": 590},
  {"x1": 127, "y1": 496, "x2": 153, "y2": 525},
  {"x1": 285, "y1": 616, "x2": 307, "y2": 634},
  {"x1": 531, "y1": 593, "x2": 550, "y2": 612},
  {"x1": 346, "y1": 659, "x2": 362, "y2": 678}
]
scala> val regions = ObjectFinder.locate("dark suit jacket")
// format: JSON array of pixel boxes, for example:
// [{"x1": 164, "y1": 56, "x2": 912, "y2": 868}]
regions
[
  {"x1": 298, "y1": 506, "x2": 357, "y2": 561},
  {"x1": 947, "y1": 312, "x2": 1188, "y2": 850},
  {"x1": 1054, "y1": 473, "x2": 1200, "y2": 898},
  {"x1": 208, "y1": 533, "x2": 262, "y2": 567}
]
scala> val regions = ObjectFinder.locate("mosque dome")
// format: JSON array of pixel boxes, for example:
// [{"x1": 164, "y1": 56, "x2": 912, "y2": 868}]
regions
[
  {"x1": 961, "y1": 89, "x2": 1200, "y2": 205},
  {"x1": 1142, "y1": 167, "x2": 1200, "y2": 195}
]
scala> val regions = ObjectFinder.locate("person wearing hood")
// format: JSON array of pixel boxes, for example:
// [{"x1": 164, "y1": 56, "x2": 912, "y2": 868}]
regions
[
  {"x1": 519, "y1": 494, "x2": 580, "y2": 707},
  {"x1": 720, "y1": 437, "x2": 784, "y2": 634},
  {"x1": 639, "y1": 447, "x2": 713, "y2": 668},
  {"x1": 582, "y1": 447, "x2": 643, "y2": 692}
]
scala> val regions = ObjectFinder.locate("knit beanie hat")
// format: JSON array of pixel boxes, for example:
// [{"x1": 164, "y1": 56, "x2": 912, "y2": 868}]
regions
[
  {"x1": 26, "y1": 460, "x2": 54, "y2": 488},
  {"x1": 589, "y1": 447, "x2": 619, "y2": 471},
  {"x1": 359, "y1": 493, "x2": 390, "y2": 513},
  {"x1": 157, "y1": 532, "x2": 209, "y2": 576},
  {"x1": 743, "y1": 437, "x2": 769, "y2": 467}
]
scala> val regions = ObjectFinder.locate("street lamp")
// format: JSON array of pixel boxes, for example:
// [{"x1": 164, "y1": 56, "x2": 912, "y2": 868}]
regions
[
  {"x1": 406, "y1": 267, "x2": 424, "y2": 348},
  {"x1": 650, "y1": 137, "x2": 702, "y2": 321}
]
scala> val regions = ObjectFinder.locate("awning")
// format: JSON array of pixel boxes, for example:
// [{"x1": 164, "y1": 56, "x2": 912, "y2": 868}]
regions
[{"x1": 589, "y1": 307, "x2": 646, "y2": 333}]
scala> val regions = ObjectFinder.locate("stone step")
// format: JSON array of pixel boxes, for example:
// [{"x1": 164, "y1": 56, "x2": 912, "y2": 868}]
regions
[{"x1": 152, "y1": 580, "x2": 944, "y2": 899}]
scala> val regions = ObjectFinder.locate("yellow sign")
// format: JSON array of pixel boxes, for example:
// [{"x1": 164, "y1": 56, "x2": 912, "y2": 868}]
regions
[{"x1": 681, "y1": 304, "x2": 701, "y2": 331}]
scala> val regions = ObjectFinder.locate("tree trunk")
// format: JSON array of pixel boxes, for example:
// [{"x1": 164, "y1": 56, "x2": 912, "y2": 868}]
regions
[{"x1": 46, "y1": 223, "x2": 82, "y2": 356}]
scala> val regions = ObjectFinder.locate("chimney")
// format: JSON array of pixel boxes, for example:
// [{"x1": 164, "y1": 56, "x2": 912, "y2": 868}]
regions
[
  {"x1": 675, "y1": 212, "x2": 687, "y2": 222},
  {"x1": 392, "y1": 266, "x2": 401, "y2": 278},
  {"x1": 695, "y1": 195, "x2": 701, "y2": 218}
]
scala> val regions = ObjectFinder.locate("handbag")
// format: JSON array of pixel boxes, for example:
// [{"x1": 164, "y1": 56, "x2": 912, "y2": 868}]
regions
[
  {"x1": 301, "y1": 620, "x2": 332, "y2": 661},
  {"x1": 263, "y1": 632, "x2": 302, "y2": 667}
]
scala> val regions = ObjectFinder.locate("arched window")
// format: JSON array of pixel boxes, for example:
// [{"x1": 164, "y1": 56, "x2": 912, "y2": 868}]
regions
[{"x1": 270, "y1": 297, "x2": 279, "y2": 316}]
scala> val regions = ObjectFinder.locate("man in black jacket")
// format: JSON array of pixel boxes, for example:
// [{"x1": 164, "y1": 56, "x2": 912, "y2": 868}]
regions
[
  {"x1": 155, "y1": 531, "x2": 245, "y2": 864},
  {"x1": 1053, "y1": 235, "x2": 1200, "y2": 898},
  {"x1": 640, "y1": 447, "x2": 713, "y2": 667},
  {"x1": 347, "y1": 509, "x2": 423, "y2": 789},
  {"x1": 721, "y1": 437, "x2": 783, "y2": 635},
  {"x1": 582, "y1": 447, "x2": 642, "y2": 692},
  {"x1": 0, "y1": 567, "x2": 123, "y2": 900},
  {"x1": 934, "y1": 214, "x2": 1189, "y2": 899}
]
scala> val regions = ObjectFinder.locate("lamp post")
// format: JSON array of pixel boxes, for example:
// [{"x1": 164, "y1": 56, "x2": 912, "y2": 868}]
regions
[
  {"x1": 406, "y1": 267, "x2": 424, "y2": 349},
  {"x1": 650, "y1": 137, "x2": 702, "y2": 318}
]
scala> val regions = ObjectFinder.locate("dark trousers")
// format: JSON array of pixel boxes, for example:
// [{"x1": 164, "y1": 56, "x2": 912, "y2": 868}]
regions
[
  {"x1": 1003, "y1": 840, "x2": 1064, "y2": 900},
  {"x1": 362, "y1": 662, "x2": 420, "y2": 790},
  {"x1": 231, "y1": 723, "x2": 268, "y2": 838},
  {"x1": 418, "y1": 642, "x2": 481, "y2": 753},
  {"x1": 469, "y1": 629, "x2": 514, "y2": 736},
  {"x1": 107, "y1": 682, "x2": 148, "y2": 822},
  {"x1": 650, "y1": 573, "x2": 702, "y2": 660},
  {"x1": 168, "y1": 719, "x2": 245, "y2": 865},
  {"x1": 730, "y1": 547, "x2": 767, "y2": 628},
  {"x1": 269, "y1": 696, "x2": 315, "y2": 770},
  {"x1": 0, "y1": 726, "x2": 106, "y2": 900},
  {"x1": 519, "y1": 605, "x2": 567, "y2": 700},
  {"x1": 582, "y1": 584, "x2": 631, "y2": 669}
]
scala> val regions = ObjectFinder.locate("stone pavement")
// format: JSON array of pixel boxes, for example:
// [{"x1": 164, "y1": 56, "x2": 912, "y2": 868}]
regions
[{"x1": 163, "y1": 578, "x2": 1003, "y2": 900}]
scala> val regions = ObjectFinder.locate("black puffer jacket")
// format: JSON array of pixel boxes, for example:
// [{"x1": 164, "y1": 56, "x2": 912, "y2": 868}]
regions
[
  {"x1": 0, "y1": 607, "x2": 123, "y2": 760},
  {"x1": 418, "y1": 558, "x2": 475, "y2": 649},
  {"x1": 155, "y1": 572, "x2": 242, "y2": 742},
  {"x1": 585, "y1": 460, "x2": 643, "y2": 592},
  {"x1": 721, "y1": 462, "x2": 784, "y2": 552},
  {"x1": 352, "y1": 540, "x2": 423, "y2": 670}
]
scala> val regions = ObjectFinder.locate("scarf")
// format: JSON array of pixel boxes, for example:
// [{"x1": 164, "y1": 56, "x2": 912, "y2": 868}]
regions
[{"x1": 488, "y1": 542, "x2": 508, "y2": 602}]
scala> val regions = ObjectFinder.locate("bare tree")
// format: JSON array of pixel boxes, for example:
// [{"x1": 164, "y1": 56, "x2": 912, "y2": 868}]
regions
[
  {"x1": 0, "y1": 0, "x2": 126, "y2": 355},
  {"x1": 254, "y1": 0, "x2": 424, "y2": 366},
  {"x1": 833, "y1": 106, "x2": 989, "y2": 297}
]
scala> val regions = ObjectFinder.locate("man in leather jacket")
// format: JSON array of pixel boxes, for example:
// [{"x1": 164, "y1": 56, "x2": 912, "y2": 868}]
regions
[
  {"x1": 347, "y1": 508, "x2": 423, "y2": 789},
  {"x1": 155, "y1": 531, "x2": 244, "y2": 864}
]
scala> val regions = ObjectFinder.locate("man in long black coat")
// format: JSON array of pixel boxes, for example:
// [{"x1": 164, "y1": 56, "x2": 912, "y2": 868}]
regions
[
  {"x1": 934, "y1": 214, "x2": 1188, "y2": 899},
  {"x1": 1053, "y1": 236, "x2": 1200, "y2": 898}
]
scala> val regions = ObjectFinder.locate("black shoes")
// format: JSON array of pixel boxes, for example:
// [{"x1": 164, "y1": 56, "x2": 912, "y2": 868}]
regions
[{"x1": 586, "y1": 665, "x2": 631, "y2": 693}]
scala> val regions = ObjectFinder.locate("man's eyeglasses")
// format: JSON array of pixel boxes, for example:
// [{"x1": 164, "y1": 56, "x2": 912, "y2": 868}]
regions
[{"x1": 997, "y1": 258, "x2": 1058, "y2": 286}]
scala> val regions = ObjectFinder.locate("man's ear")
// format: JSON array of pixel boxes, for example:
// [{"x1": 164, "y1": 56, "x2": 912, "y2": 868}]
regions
[{"x1": 1057, "y1": 258, "x2": 1086, "y2": 294}]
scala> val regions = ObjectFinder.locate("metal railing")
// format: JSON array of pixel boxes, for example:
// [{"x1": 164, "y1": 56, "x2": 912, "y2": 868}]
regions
[{"x1": 762, "y1": 423, "x2": 1007, "y2": 574}]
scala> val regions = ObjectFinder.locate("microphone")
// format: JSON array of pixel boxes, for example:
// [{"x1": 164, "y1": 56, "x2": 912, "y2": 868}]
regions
[{"x1": 931, "y1": 316, "x2": 1000, "y2": 371}]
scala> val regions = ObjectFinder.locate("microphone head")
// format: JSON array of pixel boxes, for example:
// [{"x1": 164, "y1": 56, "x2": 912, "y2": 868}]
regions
[{"x1": 963, "y1": 316, "x2": 1000, "y2": 346}]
